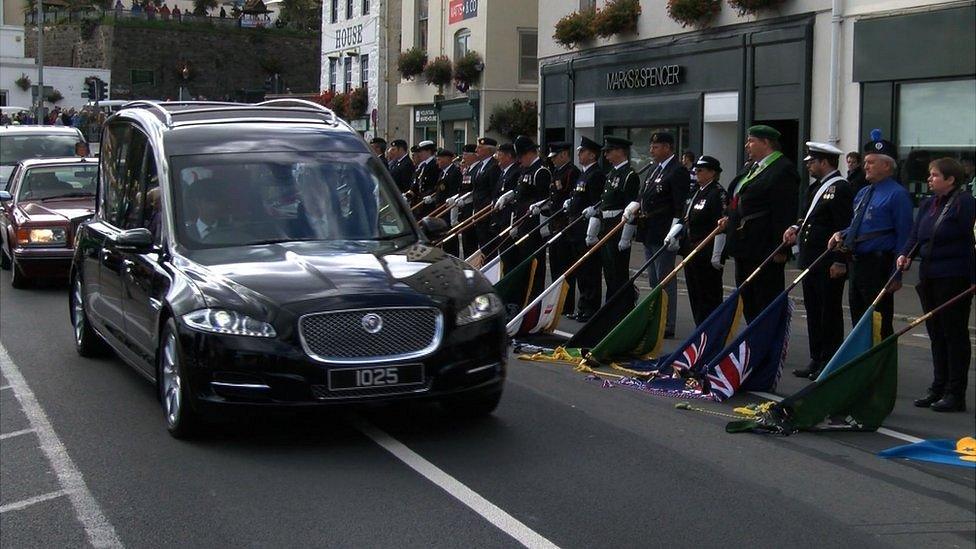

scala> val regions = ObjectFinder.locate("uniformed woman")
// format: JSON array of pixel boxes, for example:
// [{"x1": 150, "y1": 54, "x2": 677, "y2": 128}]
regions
[
  {"x1": 896, "y1": 157, "x2": 976, "y2": 413},
  {"x1": 680, "y1": 156, "x2": 728, "y2": 325}
]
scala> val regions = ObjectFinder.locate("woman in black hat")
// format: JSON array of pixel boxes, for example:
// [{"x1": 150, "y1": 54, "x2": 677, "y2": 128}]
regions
[{"x1": 679, "y1": 156, "x2": 729, "y2": 325}]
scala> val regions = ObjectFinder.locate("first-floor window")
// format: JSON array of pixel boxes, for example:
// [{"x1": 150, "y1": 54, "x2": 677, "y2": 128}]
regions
[
  {"x1": 360, "y1": 55, "x2": 369, "y2": 89},
  {"x1": 344, "y1": 58, "x2": 353, "y2": 93},
  {"x1": 328, "y1": 59, "x2": 338, "y2": 93}
]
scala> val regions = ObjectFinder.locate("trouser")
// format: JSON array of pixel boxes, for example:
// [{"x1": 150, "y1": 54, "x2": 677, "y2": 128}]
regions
[
  {"x1": 917, "y1": 276, "x2": 973, "y2": 399},
  {"x1": 685, "y1": 252, "x2": 723, "y2": 326},
  {"x1": 518, "y1": 214, "x2": 546, "y2": 300},
  {"x1": 848, "y1": 251, "x2": 895, "y2": 339},
  {"x1": 459, "y1": 206, "x2": 478, "y2": 258},
  {"x1": 441, "y1": 213, "x2": 459, "y2": 257},
  {"x1": 800, "y1": 257, "x2": 846, "y2": 362},
  {"x1": 474, "y1": 212, "x2": 494, "y2": 258},
  {"x1": 571, "y1": 237, "x2": 602, "y2": 317},
  {"x1": 600, "y1": 215, "x2": 632, "y2": 303},
  {"x1": 643, "y1": 242, "x2": 677, "y2": 333},
  {"x1": 549, "y1": 234, "x2": 575, "y2": 314},
  {"x1": 734, "y1": 255, "x2": 785, "y2": 324}
]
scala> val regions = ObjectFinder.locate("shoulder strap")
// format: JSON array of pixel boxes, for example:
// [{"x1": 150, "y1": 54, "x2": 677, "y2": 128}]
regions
[{"x1": 921, "y1": 189, "x2": 962, "y2": 258}]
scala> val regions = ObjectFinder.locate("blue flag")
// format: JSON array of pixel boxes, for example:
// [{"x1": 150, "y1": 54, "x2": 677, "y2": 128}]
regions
[
  {"x1": 815, "y1": 305, "x2": 881, "y2": 381},
  {"x1": 879, "y1": 437, "x2": 976, "y2": 469},
  {"x1": 705, "y1": 292, "x2": 792, "y2": 401}
]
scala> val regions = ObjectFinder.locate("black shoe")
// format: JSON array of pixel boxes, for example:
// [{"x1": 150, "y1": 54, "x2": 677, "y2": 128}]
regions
[
  {"x1": 793, "y1": 361, "x2": 822, "y2": 379},
  {"x1": 575, "y1": 314, "x2": 592, "y2": 323},
  {"x1": 664, "y1": 330, "x2": 675, "y2": 339},
  {"x1": 931, "y1": 395, "x2": 966, "y2": 412},
  {"x1": 563, "y1": 312, "x2": 577, "y2": 320},
  {"x1": 913, "y1": 393, "x2": 940, "y2": 408}
]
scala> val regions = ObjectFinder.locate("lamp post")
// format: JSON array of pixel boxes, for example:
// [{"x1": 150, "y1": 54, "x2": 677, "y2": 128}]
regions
[{"x1": 36, "y1": 0, "x2": 45, "y2": 125}]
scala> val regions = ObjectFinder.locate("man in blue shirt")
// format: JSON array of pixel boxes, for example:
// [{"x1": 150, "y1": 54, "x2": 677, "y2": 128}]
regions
[{"x1": 828, "y1": 134, "x2": 913, "y2": 338}]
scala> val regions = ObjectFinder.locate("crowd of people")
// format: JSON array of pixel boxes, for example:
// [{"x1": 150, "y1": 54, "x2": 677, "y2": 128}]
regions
[
  {"x1": 367, "y1": 127, "x2": 975, "y2": 413},
  {"x1": 1, "y1": 107, "x2": 106, "y2": 139}
]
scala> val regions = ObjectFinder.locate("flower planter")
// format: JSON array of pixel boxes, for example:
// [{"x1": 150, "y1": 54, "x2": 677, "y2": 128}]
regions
[
  {"x1": 667, "y1": 0, "x2": 722, "y2": 28},
  {"x1": 593, "y1": 0, "x2": 641, "y2": 38}
]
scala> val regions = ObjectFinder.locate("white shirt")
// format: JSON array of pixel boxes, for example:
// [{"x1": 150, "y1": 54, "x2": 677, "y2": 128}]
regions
[{"x1": 614, "y1": 160, "x2": 629, "y2": 171}]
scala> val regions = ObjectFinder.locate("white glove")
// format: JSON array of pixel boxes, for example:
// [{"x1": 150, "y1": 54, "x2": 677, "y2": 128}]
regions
[
  {"x1": 583, "y1": 206, "x2": 600, "y2": 218},
  {"x1": 510, "y1": 223, "x2": 519, "y2": 239},
  {"x1": 530, "y1": 199, "x2": 547, "y2": 217},
  {"x1": 494, "y1": 190, "x2": 515, "y2": 211},
  {"x1": 540, "y1": 214, "x2": 551, "y2": 238},
  {"x1": 622, "y1": 201, "x2": 641, "y2": 223},
  {"x1": 664, "y1": 222, "x2": 683, "y2": 252},
  {"x1": 711, "y1": 233, "x2": 726, "y2": 270},
  {"x1": 563, "y1": 198, "x2": 572, "y2": 211},
  {"x1": 460, "y1": 192, "x2": 473, "y2": 206},
  {"x1": 445, "y1": 196, "x2": 458, "y2": 209},
  {"x1": 585, "y1": 216, "x2": 601, "y2": 247},
  {"x1": 423, "y1": 195, "x2": 435, "y2": 204},
  {"x1": 618, "y1": 221, "x2": 637, "y2": 251},
  {"x1": 450, "y1": 205, "x2": 460, "y2": 226}
]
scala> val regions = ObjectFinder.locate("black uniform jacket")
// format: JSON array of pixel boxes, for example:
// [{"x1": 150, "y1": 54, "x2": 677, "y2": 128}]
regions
[
  {"x1": 436, "y1": 163, "x2": 462, "y2": 205},
  {"x1": 514, "y1": 158, "x2": 552, "y2": 216},
  {"x1": 639, "y1": 157, "x2": 692, "y2": 245},
  {"x1": 796, "y1": 171, "x2": 854, "y2": 268},
  {"x1": 412, "y1": 158, "x2": 439, "y2": 198},
  {"x1": 492, "y1": 163, "x2": 522, "y2": 230},
  {"x1": 567, "y1": 163, "x2": 606, "y2": 241},
  {"x1": 546, "y1": 161, "x2": 580, "y2": 231},
  {"x1": 725, "y1": 155, "x2": 799, "y2": 261},
  {"x1": 388, "y1": 154, "x2": 415, "y2": 194},
  {"x1": 682, "y1": 180, "x2": 728, "y2": 253},
  {"x1": 472, "y1": 157, "x2": 502, "y2": 211},
  {"x1": 601, "y1": 162, "x2": 641, "y2": 212}
]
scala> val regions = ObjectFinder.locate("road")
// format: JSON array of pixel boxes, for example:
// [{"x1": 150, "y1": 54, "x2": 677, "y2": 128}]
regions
[{"x1": 1, "y1": 269, "x2": 974, "y2": 548}]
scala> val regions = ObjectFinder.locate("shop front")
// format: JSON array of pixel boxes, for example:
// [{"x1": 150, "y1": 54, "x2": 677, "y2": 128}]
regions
[
  {"x1": 413, "y1": 106, "x2": 438, "y2": 144},
  {"x1": 540, "y1": 16, "x2": 814, "y2": 177}
]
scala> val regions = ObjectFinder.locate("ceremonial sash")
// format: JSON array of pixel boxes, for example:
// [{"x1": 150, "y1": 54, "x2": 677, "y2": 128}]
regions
[{"x1": 733, "y1": 151, "x2": 783, "y2": 197}]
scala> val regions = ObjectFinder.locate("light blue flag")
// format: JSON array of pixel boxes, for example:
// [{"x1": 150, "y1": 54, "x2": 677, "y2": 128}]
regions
[
  {"x1": 879, "y1": 437, "x2": 976, "y2": 468},
  {"x1": 815, "y1": 305, "x2": 881, "y2": 381}
]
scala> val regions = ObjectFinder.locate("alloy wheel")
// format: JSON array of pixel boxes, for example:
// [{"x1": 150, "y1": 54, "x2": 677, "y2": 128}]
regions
[{"x1": 161, "y1": 333, "x2": 182, "y2": 428}]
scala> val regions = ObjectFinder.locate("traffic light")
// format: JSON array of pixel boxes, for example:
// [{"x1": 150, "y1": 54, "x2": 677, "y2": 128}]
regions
[
  {"x1": 85, "y1": 77, "x2": 108, "y2": 102},
  {"x1": 86, "y1": 78, "x2": 97, "y2": 100},
  {"x1": 97, "y1": 79, "x2": 108, "y2": 102}
]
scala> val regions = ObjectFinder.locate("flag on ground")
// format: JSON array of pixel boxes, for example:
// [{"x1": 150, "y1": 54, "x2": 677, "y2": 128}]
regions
[
  {"x1": 493, "y1": 256, "x2": 537, "y2": 314},
  {"x1": 507, "y1": 280, "x2": 570, "y2": 337},
  {"x1": 879, "y1": 437, "x2": 976, "y2": 468},
  {"x1": 482, "y1": 258, "x2": 502, "y2": 285},
  {"x1": 815, "y1": 305, "x2": 882, "y2": 381},
  {"x1": 564, "y1": 284, "x2": 639, "y2": 349},
  {"x1": 587, "y1": 286, "x2": 668, "y2": 363},
  {"x1": 727, "y1": 334, "x2": 898, "y2": 434},
  {"x1": 705, "y1": 292, "x2": 792, "y2": 401}
]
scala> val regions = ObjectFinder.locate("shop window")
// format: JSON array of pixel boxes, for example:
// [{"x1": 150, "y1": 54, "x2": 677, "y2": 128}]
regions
[
  {"x1": 454, "y1": 28, "x2": 471, "y2": 61},
  {"x1": 453, "y1": 128, "x2": 465, "y2": 158},
  {"x1": 518, "y1": 29, "x2": 538, "y2": 84},
  {"x1": 897, "y1": 78, "x2": 976, "y2": 200},
  {"x1": 330, "y1": 0, "x2": 338, "y2": 23},
  {"x1": 416, "y1": 126, "x2": 437, "y2": 143},
  {"x1": 344, "y1": 57, "x2": 353, "y2": 93},
  {"x1": 360, "y1": 54, "x2": 369, "y2": 89},
  {"x1": 604, "y1": 125, "x2": 690, "y2": 174},
  {"x1": 328, "y1": 59, "x2": 338, "y2": 93},
  {"x1": 416, "y1": 0, "x2": 429, "y2": 51}
]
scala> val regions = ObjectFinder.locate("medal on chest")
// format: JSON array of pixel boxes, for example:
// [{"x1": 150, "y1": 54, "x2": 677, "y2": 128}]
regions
[
  {"x1": 610, "y1": 176, "x2": 620, "y2": 190},
  {"x1": 821, "y1": 188, "x2": 835, "y2": 201},
  {"x1": 693, "y1": 199, "x2": 707, "y2": 210}
]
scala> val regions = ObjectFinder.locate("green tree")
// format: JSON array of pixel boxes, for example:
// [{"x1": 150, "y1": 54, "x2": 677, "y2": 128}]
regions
[
  {"x1": 278, "y1": 0, "x2": 321, "y2": 31},
  {"x1": 192, "y1": 0, "x2": 218, "y2": 15}
]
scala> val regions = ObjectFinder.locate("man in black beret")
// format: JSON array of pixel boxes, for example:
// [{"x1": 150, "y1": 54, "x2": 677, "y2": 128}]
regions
[
  {"x1": 369, "y1": 137, "x2": 388, "y2": 170},
  {"x1": 456, "y1": 144, "x2": 479, "y2": 256},
  {"x1": 724, "y1": 124, "x2": 799, "y2": 322},
  {"x1": 511, "y1": 135, "x2": 552, "y2": 298},
  {"x1": 387, "y1": 139, "x2": 414, "y2": 194},
  {"x1": 564, "y1": 136, "x2": 606, "y2": 321},
  {"x1": 411, "y1": 140, "x2": 439, "y2": 217},
  {"x1": 490, "y1": 143, "x2": 521, "y2": 261},
  {"x1": 470, "y1": 137, "x2": 502, "y2": 254},
  {"x1": 639, "y1": 131, "x2": 691, "y2": 337}
]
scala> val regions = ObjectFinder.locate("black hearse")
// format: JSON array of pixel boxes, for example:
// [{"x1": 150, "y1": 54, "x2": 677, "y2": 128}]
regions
[{"x1": 69, "y1": 100, "x2": 506, "y2": 437}]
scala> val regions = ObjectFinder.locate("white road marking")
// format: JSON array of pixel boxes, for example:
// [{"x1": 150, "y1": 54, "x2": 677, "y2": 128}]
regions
[
  {"x1": 748, "y1": 391, "x2": 924, "y2": 444},
  {"x1": 0, "y1": 428, "x2": 36, "y2": 441},
  {"x1": 354, "y1": 418, "x2": 560, "y2": 549},
  {"x1": 0, "y1": 490, "x2": 68, "y2": 514},
  {"x1": 0, "y1": 344, "x2": 123, "y2": 548}
]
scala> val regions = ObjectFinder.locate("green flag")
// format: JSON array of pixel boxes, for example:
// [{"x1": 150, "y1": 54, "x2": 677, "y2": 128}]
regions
[
  {"x1": 493, "y1": 256, "x2": 538, "y2": 314},
  {"x1": 727, "y1": 334, "x2": 898, "y2": 434},
  {"x1": 588, "y1": 286, "x2": 668, "y2": 363}
]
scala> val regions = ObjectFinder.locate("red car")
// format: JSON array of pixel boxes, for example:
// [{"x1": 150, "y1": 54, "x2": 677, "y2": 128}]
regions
[{"x1": 0, "y1": 157, "x2": 98, "y2": 288}]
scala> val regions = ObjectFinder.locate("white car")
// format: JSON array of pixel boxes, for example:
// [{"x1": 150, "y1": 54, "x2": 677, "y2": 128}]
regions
[{"x1": 0, "y1": 125, "x2": 87, "y2": 187}]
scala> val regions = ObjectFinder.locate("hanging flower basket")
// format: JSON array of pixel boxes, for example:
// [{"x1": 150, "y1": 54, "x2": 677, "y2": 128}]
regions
[
  {"x1": 727, "y1": 0, "x2": 785, "y2": 16},
  {"x1": 15, "y1": 73, "x2": 31, "y2": 91},
  {"x1": 423, "y1": 56, "x2": 453, "y2": 89},
  {"x1": 593, "y1": 0, "x2": 641, "y2": 38},
  {"x1": 348, "y1": 87, "x2": 368, "y2": 118},
  {"x1": 487, "y1": 99, "x2": 538, "y2": 141},
  {"x1": 46, "y1": 89, "x2": 64, "y2": 104},
  {"x1": 453, "y1": 50, "x2": 483, "y2": 89},
  {"x1": 311, "y1": 90, "x2": 337, "y2": 108},
  {"x1": 329, "y1": 92, "x2": 349, "y2": 120},
  {"x1": 397, "y1": 47, "x2": 427, "y2": 80},
  {"x1": 553, "y1": 7, "x2": 596, "y2": 49},
  {"x1": 667, "y1": 0, "x2": 722, "y2": 28}
]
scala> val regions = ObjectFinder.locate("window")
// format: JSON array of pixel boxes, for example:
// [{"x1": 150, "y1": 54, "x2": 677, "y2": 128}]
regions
[
  {"x1": 362, "y1": 0, "x2": 369, "y2": 15},
  {"x1": 580, "y1": 0, "x2": 595, "y2": 10},
  {"x1": 120, "y1": 129, "x2": 149, "y2": 230},
  {"x1": 416, "y1": 0, "x2": 428, "y2": 51},
  {"x1": 344, "y1": 57, "x2": 353, "y2": 93},
  {"x1": 142, "y1": 153, "x2": 161, "y2": 242},
  {"x1": 360, "y1": 54, "x2": 369, "y2": 88},
  {"x1": 454, "y1": 28, "x2": 471, "y2": 61},
  {"x1": 604, "y1": 125, "x2": 690, "y2": 173},
  {"x1": 346, "y1": 0, "x2": 353, "y2": 19},
  {"x1": 453, "y1": 128, "x2": 465, "y2": 158},
  {"x1": 99, "y1": 124, "x2": 128, "y2": 225},
  {"x1": 0, "y1": 90, "x2": 7, "y2": 107},
  {"x1": 518, "y1": 29, "x2": 538, "y2": 84},
  {"x1": 328, "y1": 59, "x2": 338, "y2": 93},
  {"x1": 330, "y1": 0, "x2": 337, "y2": 23}
]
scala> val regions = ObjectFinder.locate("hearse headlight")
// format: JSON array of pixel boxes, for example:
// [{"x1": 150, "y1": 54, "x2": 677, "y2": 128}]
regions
[
  {"x1": 17, "y1": 227, "x2": 67, "y2": 246},
  {"x1": 182, "y1": 309, "x2": 277, "y2": 338},
  {"x1": 456, "y1": 293, "x2": 503, "y2": 326}
]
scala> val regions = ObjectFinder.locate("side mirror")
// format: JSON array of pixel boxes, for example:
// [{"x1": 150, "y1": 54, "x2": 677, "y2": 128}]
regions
[
  {"x1": 419, "y1": 216, "x2": 449, "y2": 239},
  {"x1": 0, "y1": 191, "x2": 11, "y2": 202},
  {"x1": 115, "y1": 227, "x2": 153, "y2": 252}
]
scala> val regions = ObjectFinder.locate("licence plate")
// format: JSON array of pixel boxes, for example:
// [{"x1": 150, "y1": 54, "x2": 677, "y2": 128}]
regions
[{"x1": 328, "y1": 364, "x2": 425, "y2": 391}]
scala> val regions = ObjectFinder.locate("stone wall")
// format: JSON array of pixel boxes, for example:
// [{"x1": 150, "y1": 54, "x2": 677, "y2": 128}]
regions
[{"x1": 27, "y1": 21, "x2": 320, "y2": 100}]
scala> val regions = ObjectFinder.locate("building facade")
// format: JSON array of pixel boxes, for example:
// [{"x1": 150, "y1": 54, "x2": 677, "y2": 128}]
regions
[
  {"x1": 320, "y1": 0, "x2": 410, "y2": 140},
  {"x1": 396, "y1": 0, "x2": 539, "y2": 148},
  {"x1": 538, "y1": 0, "x2": 975, "y2": 198}
]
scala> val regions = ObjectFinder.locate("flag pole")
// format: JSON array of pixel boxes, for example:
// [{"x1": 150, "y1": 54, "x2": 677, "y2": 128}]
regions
[
  {"x1": 506, "y1": 219, "x2": 627, "y2": 332},
  {"x1": 894, "y1": 284, "x2": 975, "y2": 338},
  {"x1": 742, "y1": 241, "x2": 791, "y2": 286},
  {"x1": 426, "y1": 191, "x2": 471, "y2": 220},
  {"x1": 656, "y1": 224, "x2": 726, "y2": 290},
  {"x1": 866, "y1": 243, "x2": 920, "y2": 308},
  {"x1": 467, "y1": 210, "x2": 534, "y2": 264},
  {"x1": 786, "y1": 246, "x2": 842, "y2": 290},
  {"x1": 480, "y1": 204, "x2": 581, "y2": 274},
  {"x1": 434, "y1": 204, "x2": 494, "y2": 246}
]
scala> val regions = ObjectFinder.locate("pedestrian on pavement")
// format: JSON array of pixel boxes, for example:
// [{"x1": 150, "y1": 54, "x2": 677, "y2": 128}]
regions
[
  {"x1": 828, "y1": 133, "x2": 913, "y2": 339},
  {"x1": 682, "y1": 150, "x2": 697, "y2": 183},
  {"x1": 896, "y1": 157, "x2": 975, "y2": 413},
  {"x1": 724, "y1": 125, "x2": 799, "y2": 323},
  {"x1": 471, "y1": 137, "x2": 501, "y2": 254},
  {"x1": 173, "y1": 5, "x2": 181, "y2": 21},
  {"x1": 434, "y1": 148, "x2": 462, "y2": 256},
  {"x1": 369, "y1": 137, "x2": 389, "y2": 171},
  {"x1": 681, "y1": 155, "x2": 728, "y2": 325},
  {"x1": 640, "y1": 131, "x2": 691, "y2": 337},
  {"x1": 219, "y1": 6, "x2": 227, "y2": 17},
  {"x1": 386, "y1": 139, "x2": 414, "y2": 194},
  {"x1": 146, "y1": 1, "x2": 157, "y2": 20},
  {"x1": 546, "y1": 141, "x2": 580, "y2": 315},
  {"x1": 513, "y1": 135, "x2": 551, "y2": 298},
  {"x1": 564, "y1": 137, "x2": 605, "y2": 322},
  {"x1": 847, "y1": 151, "x2": 867, "y2": 194},
  {"x1": 160, "y1": 3, "x2": 170, "y2": 20},
  {"x1": 785, "y1": 142, "x2": 854, "y2": 379}
]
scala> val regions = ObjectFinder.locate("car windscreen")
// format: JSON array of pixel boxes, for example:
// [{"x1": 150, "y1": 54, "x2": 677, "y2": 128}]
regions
[
  {"x1": 0, "y1": 134, "x2": 81, "y2": 166},
  {"x1": 17, "y1": 164, "x2": 97, "y2": 201},
  {"x1": 169, "y1": 151, "x2": 415, "y2": 250}
]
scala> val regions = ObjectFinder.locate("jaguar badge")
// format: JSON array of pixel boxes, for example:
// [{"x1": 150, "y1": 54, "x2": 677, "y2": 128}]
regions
[{"x1": 361, "y1": 313, "x2": 383, "y2": 334}]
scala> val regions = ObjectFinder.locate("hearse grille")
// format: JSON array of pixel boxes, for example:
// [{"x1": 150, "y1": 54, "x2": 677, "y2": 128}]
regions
[{"x1": 298, "y1": 307, "x2": 441, "y2": 362}]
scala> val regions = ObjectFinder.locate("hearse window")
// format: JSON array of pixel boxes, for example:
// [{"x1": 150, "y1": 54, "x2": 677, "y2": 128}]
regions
[
  {"x1": 142, "y1": 153, "x2": 161, "y2": 242},
  {"x1": 99, "y1": 123, "x2": 128, "y2": 226},
  {"x1": 120, "y1": 129, "x2": 148, "y2": 230}
]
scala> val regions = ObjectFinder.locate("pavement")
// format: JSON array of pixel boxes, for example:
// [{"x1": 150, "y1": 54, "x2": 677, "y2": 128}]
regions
[{"x1": 1, "y1": 267, "x2": 974, "y2": 548}]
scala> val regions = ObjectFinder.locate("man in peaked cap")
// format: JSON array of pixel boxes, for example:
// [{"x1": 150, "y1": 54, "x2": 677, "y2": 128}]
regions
[
  {"x1": 681, "y1": 155, "x2": 729, "y2": 325},
  {"x1": 491, "y1": 142, "x2": 521, "y2": 261},
  {"x1": 411, "y1": 140, "x2": 439, "y2": 217},
  {"x1": 785, "y1": 141, "x2": 855, "y2": 379},
  {"x1": 369, "y1": 137, "x2": 388, "y2": 170},
  {"x1": 470, "y1": 137, "x2": 502, "y2": 252},
  {"x1": 564, "y1": 136, "x2": 606, "y2": 321},
  {"x1": 456, "y1": 144, "x2": 480, "y2": 256},
  {"x1": 544, "y1": 141, "x2": 581, "y2": 315},
  {"x1": 724, "y1": 124, "x2": 799, "y2": 323},
  {"x1": 511, "y1": 135, "x2": 552, "y2": 298},
  {"x1": 387, "y1": 139, "x2": 414, "y2": 194},
  {"x1": 829, "y1": 131, "x2": 913, "y2": 339},
  {"x1": 432, "y1": 147, "x2": 462, "y2": 256}
]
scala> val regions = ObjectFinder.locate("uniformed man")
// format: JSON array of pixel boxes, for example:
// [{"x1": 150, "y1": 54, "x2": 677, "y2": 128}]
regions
[
  {"x1": 432, "y1": 148, "x2": 462, "y2": 256},
  {"x1": 411, "y1": 140, "x2": 438, "y2": 217},
  {"x1": 564, "y1": 136, "x2": 606, "y2": 321},
  {"x1": 491, "y1": 143, "x2": 521, "y2": 263},
  {"x1": 680, "y1": 156, "x2": 728, "y2": 325},
  {"x1": 584, "y1": 136, "x2": 640, "y2": 302},
  {"x1": 409, "y1": 144, "x2": 421, "y2": 166},
  {"x1": 369, "y1": 137, "x2": 388, "y2": 170},
  {"x1": 513, "y1": 135, "x2": 552, "y2": 297},
  {"x1": 785, "y1": 142, "x2": 854, "y2": 379},
  {"x1": 387, "y1": 139, "x2": 415, "y2": 194},
  {"x1": 641, "y1": 132, "x2": 691, "y2": 337},
  {"x1": 828, "y1": 133, "x2": 913, "y2": 339},
  {"x1": 724, "y1": 125, "x2": 799, "y2": 323},
  {"x1": 544, "y1": 141, "x2": 580, "y2": 314},
  {"x1": 457, "y1": 144, "x2": 479, "y2": 257},
  {"x1": 471, "y1": 137, "x2": 502, "y2": 252}
]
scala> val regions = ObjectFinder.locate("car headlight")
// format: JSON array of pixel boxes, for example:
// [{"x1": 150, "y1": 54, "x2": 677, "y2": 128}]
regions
[
  {"x1": 456, "y1": 293, "x2": 504, "y2": 326},
  {"x1": 17, "y1": 227, "x2": 67, "y2": 246},
  {"x1": 182, "y1": 309, "x2": 277, "y2": 338}
]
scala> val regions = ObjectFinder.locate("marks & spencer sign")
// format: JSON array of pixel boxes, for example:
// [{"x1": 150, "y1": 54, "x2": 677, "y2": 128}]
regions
[{"x1": 606, "y1": 64, "x2": 682, "y2": 91}]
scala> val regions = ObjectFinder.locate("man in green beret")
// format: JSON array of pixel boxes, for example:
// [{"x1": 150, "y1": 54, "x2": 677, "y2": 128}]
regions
[{"x1": 723, "y1": 124, "x2": 799, "y2": 322}]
